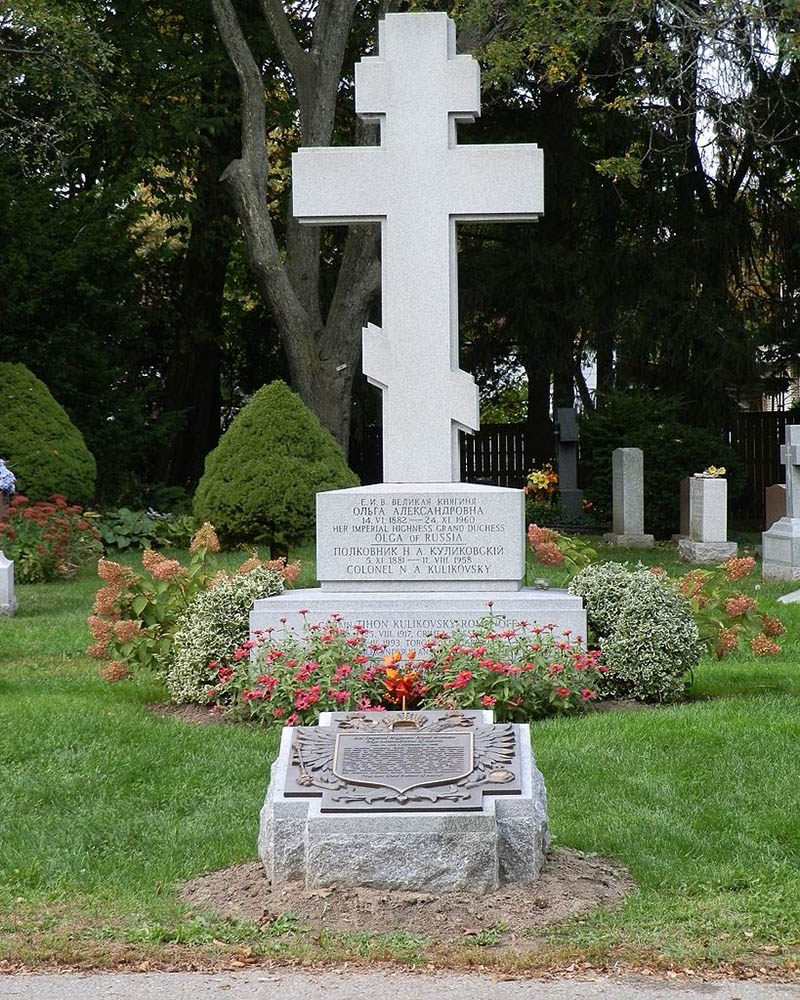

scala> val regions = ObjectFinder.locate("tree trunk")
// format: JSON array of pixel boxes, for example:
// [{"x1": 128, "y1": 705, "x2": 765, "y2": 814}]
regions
[{"x1": 212, "y1": 0, "x2": 383, "y2": 459}]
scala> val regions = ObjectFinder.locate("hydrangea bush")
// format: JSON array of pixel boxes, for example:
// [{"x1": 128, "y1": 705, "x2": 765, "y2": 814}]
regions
[
  {"x1": 0, "y1": 494, "x2": 101, "y2": 582},
  {"x1": 0, "y1": 458, "x2": 16, "y2": 496},
  {"x1": 570, "y1": 562, "x2": 703, "y2": 702},
  {"x1": 205, "y1": 613, "x2": 607, "y2": 726},
  {"x1": 167, "y1": 562, "x2": 287, "y2": 704}
]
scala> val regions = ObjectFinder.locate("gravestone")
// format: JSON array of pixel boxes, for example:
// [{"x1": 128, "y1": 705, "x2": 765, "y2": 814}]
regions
[
  {"x1": 602, "y1": 447, "x2": 654, "y2": 547},
  {"x1": 672, "y1": 477, "x2": 690, "y2": 540},
  {"x1": 762, "y1": 425, "x2": 800, "y2": 580},
  {"x1": 554, "y1": 407, "x2": 583, "y2": 520},
  {"x1": 677, "y1": 477, "x2": 737, "y2": 564},
  {"x1": 259, "y1": 710, "x2": 548, "y2": 893},
  {"x1": 250, "y1": 12, "x2": 586, "y2": 652},
  {"x1": 765, "y1": 483, "x2": 787, "y2": 531},
  {"x1": 0, "y1": 551, "x2": 17, "y2": 617}
]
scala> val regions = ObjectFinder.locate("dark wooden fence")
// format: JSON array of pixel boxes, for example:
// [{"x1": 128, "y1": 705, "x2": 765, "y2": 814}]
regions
[
  {"x1": 351, "y1": 412, "x2": 793, "y2": 524},
  {"x1": 460, "y1": 423, "x2": 528, "y2": 487},
  {"x1": 725, "y1": 411, "x2": 790, "y2": 521}
]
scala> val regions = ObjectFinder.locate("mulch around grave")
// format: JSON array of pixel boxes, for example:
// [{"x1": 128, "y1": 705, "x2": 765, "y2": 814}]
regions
[
  {"x1": 179, "y1": 848, "x2": 634, "y2": 943},
  {"x1": 149, "y1": 702, "x2": 230, "y2": 725}
]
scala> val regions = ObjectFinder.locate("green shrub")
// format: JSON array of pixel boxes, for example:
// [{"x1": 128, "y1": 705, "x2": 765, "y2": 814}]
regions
[
  {"x1": 193, "y1": 381, "x2": 358, "y2": 548},
  {"x1": 167, "y1": 563, "x2": 285, "y2": 705},
  {"x1": 94, "y1": 507, "x2": 196, "y2": 551},
  {"x1": 0, "y1": 363, "x2": 97, "y2": 505},
  {"x1": 569, "y1": 562, "x2": 702, "y2": 702},
  {"x1": 580, "y1": 392, "x2": 742, "y2": 538}
]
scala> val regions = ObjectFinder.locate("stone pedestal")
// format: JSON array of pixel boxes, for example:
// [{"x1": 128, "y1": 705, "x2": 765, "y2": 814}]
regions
[
  {"x1": 259, "y1": 711, "x2": 549, "y2": 893},
  {"x1": 762, "y1": 427, "x2": 800, "y2": 580},
  {"x1": 677, "y1": 476, "x2": 737, "y2": 564},
  {"x1": 252, "y1": 482, "x2": 586, "y2": 651},
  {"x1": 603, "y1": 447, "x2": 654, "y2": 547},
  {"x1": 765, "y1": 484, "x2": 787, "y2": 531},
  {"x1": 0, "y1": 551, "x2": 17, "y2": 617},
  {"x1": 252, "y1": 587, "x2": 587, "y2": 653},
  {"x1": 762, "y1": 518, "x2": 800, "y2": 581}
]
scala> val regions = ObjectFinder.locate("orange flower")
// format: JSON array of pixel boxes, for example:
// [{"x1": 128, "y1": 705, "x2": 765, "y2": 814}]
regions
[{"x1": 383, "y1": 667, "x2": 423, "y2": 706}]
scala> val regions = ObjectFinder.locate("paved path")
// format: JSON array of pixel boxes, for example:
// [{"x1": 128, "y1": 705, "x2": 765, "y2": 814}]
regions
[{"x1": 1, "y1": 971, "x2": 799, "y2": 1000}]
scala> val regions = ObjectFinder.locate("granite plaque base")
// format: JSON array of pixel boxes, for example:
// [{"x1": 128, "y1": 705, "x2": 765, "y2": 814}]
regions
[
  {"x1": 677, "y1": 538, "x2": 738, "y2": 565},
  {"x1": 762, "y1": 517, "x2": 800, "y2": 581},
  {"x1": 259, "y1": 711, "x2": 549, "y2": 893},
  {"x1": 602, "y1": 532, "x2": 655, "y2": 548},
  {"x1": 251, "y1": 587, "x2": 587, "y2": 654}
]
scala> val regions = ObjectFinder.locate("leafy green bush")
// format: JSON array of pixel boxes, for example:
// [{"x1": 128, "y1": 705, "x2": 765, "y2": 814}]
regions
[
  {"x1": 87, "y1": 525, "x2": 222, "y2": 680},
  {"x1": 167, "y1": 563, "x2": 285, "y2": 705},
  {"x1": 193, "y1": 381, "x2": 358, "y2": 548},
  {"x1": 580, "y1": 392, "x2": 742, "y2": 538},
  {"x1": 94, "y1": 507, "x2": 195, "y2": 551},
  {"x1": 0, "y1": 362, "x2": 97, "y2": 505},
  {"x1": 569, "y1": 562, "x2": 702, "y2": 702}
]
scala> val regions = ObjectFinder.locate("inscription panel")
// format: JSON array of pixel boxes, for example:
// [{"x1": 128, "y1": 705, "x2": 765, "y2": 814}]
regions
[
  {"x1": 317, "y1": 486, "x2": 524, "y2": 587},
  {"x1": 333, "y1": 732, "x2": 473, "y2": 793}
]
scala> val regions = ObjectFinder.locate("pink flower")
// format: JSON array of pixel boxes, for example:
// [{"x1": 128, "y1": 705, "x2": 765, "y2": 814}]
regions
[
  {"x1": 285, "y1": 713, "x2": 299, "y2": 726},
  {"x1": 555, "y1": 687, "x2": 571, "y2": 698},
  {"x1": 480, "y1": 694, "x2": 497, "y2": 707}
]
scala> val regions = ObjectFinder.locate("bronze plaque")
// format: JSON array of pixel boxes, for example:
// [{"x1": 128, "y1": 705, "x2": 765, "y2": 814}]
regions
[
  {"x1": 284, "y1": 711, "x2": 522, "y2": 812},
  {"x1": 333, "y1": 731, "x2": 473, "y2": 795}
]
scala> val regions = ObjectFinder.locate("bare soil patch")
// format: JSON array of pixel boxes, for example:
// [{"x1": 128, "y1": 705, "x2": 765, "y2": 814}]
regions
[
  {"x1": 179, "y1": 848, "x2": 633, "y2": 943},
  {"x1": 149, "y1": 702, "x2": 228, "y2": 725}
]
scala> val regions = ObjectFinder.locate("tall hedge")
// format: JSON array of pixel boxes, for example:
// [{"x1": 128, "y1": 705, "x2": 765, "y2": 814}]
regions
[
  {"x1": 0, "y1": 363, "x2": 96, "y2": 505},
  {"x1": 194, "y1": 380, "x2": 358, "y2": 546}
]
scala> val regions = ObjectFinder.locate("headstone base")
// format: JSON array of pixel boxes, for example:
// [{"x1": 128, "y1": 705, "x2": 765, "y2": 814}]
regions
[
  {"x1": 251, "y1": 587, "x2": 587, "y2": 653},
  {"x1": 603, "y1": 532, "x2": 654, "y2": 548},
  {"x1": 777, "y1": 588, "x2": 800, "y2": 604},
  {"x1": 0, "y1": 599, "x2": 17, "y2": 617},
  {"x1": 677, "y1": 539, "x2": 738, "y2": 564},
  {"x1": 259, "y1": 716, "x2": 549, "y2": 893},
  {"x1": 762, "y1": 517, "x2": 800, "y2": 581}
]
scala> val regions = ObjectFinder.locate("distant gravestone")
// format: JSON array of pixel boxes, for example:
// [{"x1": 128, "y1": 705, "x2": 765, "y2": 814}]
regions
[
  {"x1": 762, "y1": 424, "x2": 800, "y2": 581},
  {"x1": 677, "y1": 477, "x2": 737, "y2": 564},
  {"x1": 672, "y1": 476, "x2": 690, "y2": 540},
  {"x1": 765, "y1": 483, "x2": 787, "y2": 531},
  {"x1": 603, "y1": 447, "x2": 654, "y2": 547},
  {"x1": 554, "y1": 407, "x2": 583, "y2": 520},
  {"x1": 0, "y1": 550, "x2": 17, "y2": 617}
]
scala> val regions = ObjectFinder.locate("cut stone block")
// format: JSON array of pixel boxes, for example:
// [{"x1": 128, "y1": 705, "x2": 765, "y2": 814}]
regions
[
  {"x1": 677, "y1": 538, "x2": 738, "y2": 564},
  {"x1": 678, "y1": 476, "x2": 736, "y2": 563},
  {"x1": 259, "y1": 712, "x2": 549, "y2": 893},
  {"x1": 251, "y1": 588, "x2": 587, "y2": 655},
  {"x1": 762, "y1": 517, "x2": 800, "y2": 581}
]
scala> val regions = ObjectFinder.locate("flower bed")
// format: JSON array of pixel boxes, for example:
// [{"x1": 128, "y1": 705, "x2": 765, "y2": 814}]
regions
[{"x1": 206, "y1": 612, "x2": 607, "y2": 726}]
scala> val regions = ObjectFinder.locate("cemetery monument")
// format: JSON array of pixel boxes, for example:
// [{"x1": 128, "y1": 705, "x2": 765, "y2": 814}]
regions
[
  {"x1": 762, "y1": 424, "x2": 800, "y2": 580},
  {"x1": 678, "y1": 474, "x2": 737, "y2": 564},
  {"x1": 602, "y1": 447, "x2": 654, "y2": 547},
  {"x1": 255, "y1": 12, "x2": 565, "y2": 891},
  {"x1": 0, "y1": 550, "x2": 16, "y2": 617},
  {"x1": 554, "y1": 407, "x2": 583, "y2": 521},
  {"x1": 251, "y1": 12, "x2": 586, "y2": 652}
]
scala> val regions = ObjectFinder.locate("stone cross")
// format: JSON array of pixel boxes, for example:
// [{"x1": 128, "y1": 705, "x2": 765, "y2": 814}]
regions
[
  {"x1": 292, "y1": 13, "x2": 543, "y2": 483},
  {"x1": 780, "y1": 424, "x2": 800, "y2": 520}
]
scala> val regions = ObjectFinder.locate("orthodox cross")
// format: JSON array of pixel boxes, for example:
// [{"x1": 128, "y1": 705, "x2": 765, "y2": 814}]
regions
[
  {"x1": 292, "y1": 13, "x2": 543, "y2": 482},
  {"x1": 781, "y1": 424, "x2": 800, "y2": 519}
]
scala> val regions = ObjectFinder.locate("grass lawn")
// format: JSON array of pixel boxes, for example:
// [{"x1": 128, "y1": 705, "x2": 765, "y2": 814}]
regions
[{"x1": 0, "y1": 538, "x2": 799, "y2": 973}]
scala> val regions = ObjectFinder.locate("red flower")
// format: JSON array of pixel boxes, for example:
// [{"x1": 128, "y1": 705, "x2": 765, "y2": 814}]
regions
[{"x1": 555, "y1": 687, "x2": 571, "y2": 698}]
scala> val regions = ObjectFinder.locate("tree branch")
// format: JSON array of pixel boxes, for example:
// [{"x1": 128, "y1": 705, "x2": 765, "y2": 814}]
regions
[{"x1": 258, "y1": 0, "x2": 312, "y2": 89}]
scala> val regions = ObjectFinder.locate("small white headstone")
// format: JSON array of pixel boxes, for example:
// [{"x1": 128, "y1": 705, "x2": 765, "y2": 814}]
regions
[
  {"x1": 762, "y1": 424, "x2": 800, "y2": 580},
  {"x1": 603, "y1": 447, "x2": 654, "y2": 547},
  {"x1": 0, "y1": 550, "x2": 18, "y2": 617},
  {"x1": 677, "y1": 476, "x2": 737, "y2": 564}
]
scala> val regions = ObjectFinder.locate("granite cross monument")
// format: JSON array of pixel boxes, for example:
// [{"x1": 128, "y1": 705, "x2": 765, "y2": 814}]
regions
[
  {"x1": 762, "y1": 424, "x2": 800, "y2": 580},
  {"x1": 291, "y1": 13, "x2": 543, "y2": 483}
]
